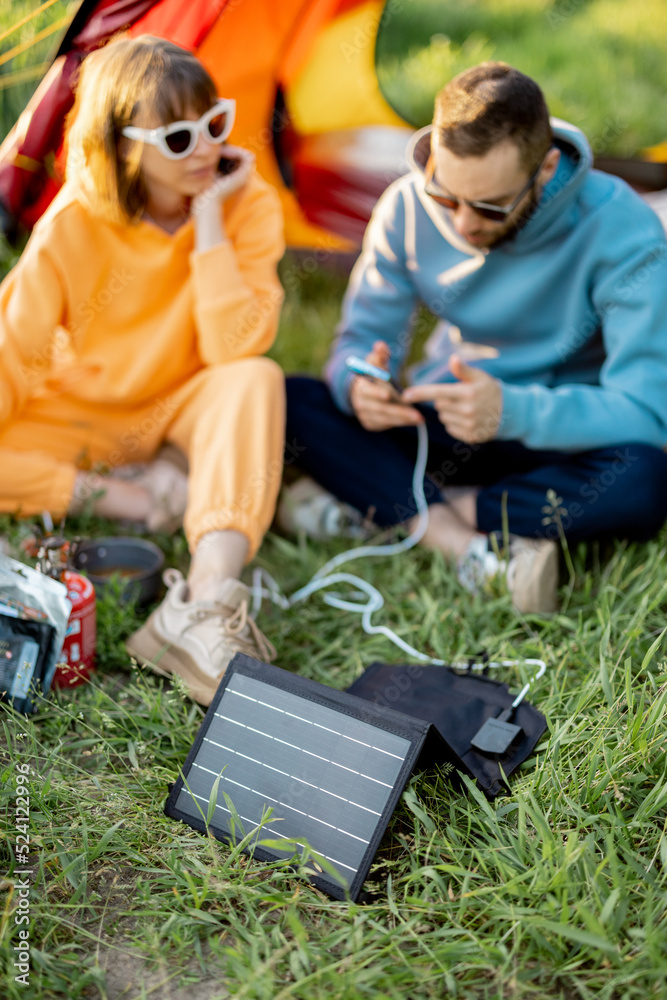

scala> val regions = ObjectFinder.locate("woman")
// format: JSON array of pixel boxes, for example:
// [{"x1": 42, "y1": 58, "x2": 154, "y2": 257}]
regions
[{"x1": 0, "y1": 36, "x2": 285, "y2": 703}]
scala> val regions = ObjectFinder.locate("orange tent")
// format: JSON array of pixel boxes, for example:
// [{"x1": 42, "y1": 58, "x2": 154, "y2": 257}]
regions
[{"x1": 0, "y1": 0, "x2": 412, "y2": 247}]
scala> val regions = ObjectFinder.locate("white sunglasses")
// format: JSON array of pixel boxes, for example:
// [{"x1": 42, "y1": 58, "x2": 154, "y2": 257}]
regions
[{"x1": 122, "y1": 98, "x2": 236, "y2": 160}]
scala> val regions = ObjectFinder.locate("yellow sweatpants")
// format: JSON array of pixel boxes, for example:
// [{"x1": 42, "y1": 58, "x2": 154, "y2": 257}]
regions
[{"x1": 0, "y1": 358, "x2": 285, "y2": 559}]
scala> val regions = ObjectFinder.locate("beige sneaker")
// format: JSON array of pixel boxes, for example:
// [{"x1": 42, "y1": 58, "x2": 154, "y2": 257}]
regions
[
  {"x1": 458, "y1": 534, "x2": 559, "y2": 614},
  {"x1": 506, "y1": 537, "x2": 559, "y2": 614},
  {"x1": 126, "y1": 569, "x2": 276, "y2": 704}
]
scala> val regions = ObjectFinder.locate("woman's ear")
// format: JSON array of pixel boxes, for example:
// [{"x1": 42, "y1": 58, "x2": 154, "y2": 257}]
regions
[{"x1": 118, "y1": 135, "x2": 133, "y2": 165}]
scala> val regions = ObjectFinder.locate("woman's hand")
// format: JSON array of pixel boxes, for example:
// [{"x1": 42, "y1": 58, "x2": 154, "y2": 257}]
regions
[
  {"x1": 190, "y1": 145, "x2": 255, "y2": 218},
  {"x1": 191, "y1": 146, "x2": 254, "y2": 252}
]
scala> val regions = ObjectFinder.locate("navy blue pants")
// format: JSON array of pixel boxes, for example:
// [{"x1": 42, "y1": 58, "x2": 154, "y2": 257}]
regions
[{"x1": 285, "y1": 377, "x2": 667, "y2": 543}]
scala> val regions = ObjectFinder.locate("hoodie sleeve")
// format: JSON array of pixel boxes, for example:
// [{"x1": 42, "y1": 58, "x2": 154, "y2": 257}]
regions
[
  {"x1": 0, "y1": 240, "x2": 65, "y2": 428},
  {"x1": 189, "y1": 173, "x2": 285, "y2": 363},
  {"x1": 325, "y1": 182, "x2": 418, "y2": 413},
  {"x1": 498, "y1": 211, "x2": 667, "y2": 451}
]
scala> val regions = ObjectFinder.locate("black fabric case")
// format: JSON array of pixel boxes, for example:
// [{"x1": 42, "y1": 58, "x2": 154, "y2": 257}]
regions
[{"x1": 347, "y1": 661, "x2": 548, "y2": 799}]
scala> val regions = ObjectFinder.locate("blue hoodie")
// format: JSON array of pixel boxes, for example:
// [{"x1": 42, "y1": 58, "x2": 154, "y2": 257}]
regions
[{"x1": 325, "y1": 120, "x2": 667, "y2": 451}]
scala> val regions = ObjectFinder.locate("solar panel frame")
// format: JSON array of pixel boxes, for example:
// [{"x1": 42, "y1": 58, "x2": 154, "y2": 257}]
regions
[{"x1": 164, "y1": 654, "x2": 433, "y2": 900}]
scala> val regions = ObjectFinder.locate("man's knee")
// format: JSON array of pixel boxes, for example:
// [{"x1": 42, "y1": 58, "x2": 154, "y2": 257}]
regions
[
  {"x1": 620, "y1": 444, "x2": 667, "y2": 538},
  {"x1": 582, "y1": 443, "x2": 667, "y2": 540},
  {"x1": 286, "y1": 376, "x2": 335, "y2": 424},
  {"x1": 286, "y1": 375, "x2": 331, "y2": 404}
]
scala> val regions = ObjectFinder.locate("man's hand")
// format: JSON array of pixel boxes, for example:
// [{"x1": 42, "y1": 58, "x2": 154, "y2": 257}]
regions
[
  {"x1": 402, "y1": 354, "x2": 502, "y2": 443},
  {"x1": 349, "y1": 341, "x2": 423, "y2": 431}
]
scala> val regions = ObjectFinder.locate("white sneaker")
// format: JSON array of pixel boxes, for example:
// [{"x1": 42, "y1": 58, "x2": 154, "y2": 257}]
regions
[
  {"x1": 457, "y1": 533, "x2": 504, "y2": 593},
  {"x1": 126, "y1": 569, "x2": 276, "y2": 704},
  {"x1": 277, "y1": 476, "x2": 372, "y2": 541},
  {"x1": 458, "y1": 533, "x2": 558, "y2": 614}
]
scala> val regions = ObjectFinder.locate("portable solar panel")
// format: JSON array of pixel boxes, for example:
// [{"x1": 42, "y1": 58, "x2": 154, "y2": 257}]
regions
[{"x1": 165, "y1": 654, "x2": 442, "y2": 900}]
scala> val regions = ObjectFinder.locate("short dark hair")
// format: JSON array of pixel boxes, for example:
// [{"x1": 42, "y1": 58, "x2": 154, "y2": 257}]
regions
[{"x1": 433, "y1": 62, "x2": 553, "y2": 172}]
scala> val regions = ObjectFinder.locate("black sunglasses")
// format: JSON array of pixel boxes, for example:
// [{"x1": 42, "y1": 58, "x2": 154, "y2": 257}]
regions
[{"x1": 424, "y1": 152, "x2": 548, "y2": 222}]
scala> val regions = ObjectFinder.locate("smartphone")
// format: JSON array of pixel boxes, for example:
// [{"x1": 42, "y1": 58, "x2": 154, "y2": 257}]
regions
[
  {"x1": 345, "y1": 355, "x2": 402, "y2": 400},
  {"x1": 217, "y1": 155, "x2": 241, "y2": 175}
]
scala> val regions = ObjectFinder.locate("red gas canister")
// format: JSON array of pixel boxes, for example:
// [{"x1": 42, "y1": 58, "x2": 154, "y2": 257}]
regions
[{"x1": 52, "y1": 569, "x2": 96, "y2": 688}]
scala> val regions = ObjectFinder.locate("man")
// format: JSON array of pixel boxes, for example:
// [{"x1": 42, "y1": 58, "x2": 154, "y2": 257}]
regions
[{"x1": 284, "y1": 62, "x2": 667, "y2": 613}]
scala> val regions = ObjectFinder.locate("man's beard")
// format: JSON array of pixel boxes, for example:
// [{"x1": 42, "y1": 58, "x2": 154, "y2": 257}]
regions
[{"x1": 484, "y1": 186, "x2": 540, "y2": 250}]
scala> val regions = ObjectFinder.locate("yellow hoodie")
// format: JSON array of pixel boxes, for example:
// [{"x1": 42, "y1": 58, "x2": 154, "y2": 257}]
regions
[{"x1": 0, "y1": 171, "x2": 285, "y2": 425}]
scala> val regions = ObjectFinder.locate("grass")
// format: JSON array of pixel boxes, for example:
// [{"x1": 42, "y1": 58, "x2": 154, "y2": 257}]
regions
[
  {"x1": 376, "y1": 0, "x2": 667, "y2": 155},
  {"x1": 1, "y1": 262, "x2": 667, "y2": 999},
  {"x1": 0, "y1": 1, "x2": 75, "y2": 139},
  {"x1": 1, "y1": 2, "x2": 667, "y2": 998}
]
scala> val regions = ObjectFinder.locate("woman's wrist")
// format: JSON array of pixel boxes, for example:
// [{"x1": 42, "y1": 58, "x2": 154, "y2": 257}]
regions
[
  {"x1": 190, "y1": 147, "x2": 254, "y2": 253},
  {"x1": 193, "y1": 207, "x2": 227, "y2": 253}
]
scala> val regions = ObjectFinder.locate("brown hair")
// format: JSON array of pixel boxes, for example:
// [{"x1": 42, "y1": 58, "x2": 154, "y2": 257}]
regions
[
  {"x1": 65, "y1": 35, "x2": 217, "y2": 224},
  {"x1": 433, "y1": 62, "x2": 552, "y2": 172}
]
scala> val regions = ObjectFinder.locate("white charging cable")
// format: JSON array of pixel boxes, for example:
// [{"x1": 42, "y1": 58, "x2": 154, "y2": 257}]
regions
[{"x1": 251, "y1": 421, "x2": 546, "y2": 706}]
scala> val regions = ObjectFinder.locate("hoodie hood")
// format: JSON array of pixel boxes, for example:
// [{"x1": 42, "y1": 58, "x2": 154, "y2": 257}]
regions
[
  {"x1": 405, "y1": 117, "x2": 593, "y2": 257},
  {"x1": 326, "y1": 113, "x2": 667, "y2": 453}
]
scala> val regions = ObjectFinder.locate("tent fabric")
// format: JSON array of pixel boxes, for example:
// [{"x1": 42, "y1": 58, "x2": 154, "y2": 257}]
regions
[
  {"x1": 191, "y1": 0, "x2": 358, "y2": 248},
  {"x1": 0, "y1": 0, "x2": 158, "y2": 232},
  {"x1": 128, "y1": 0, "x2": 229, "y2": 51},
  {"x1": 645, "y1": 140, "x2": 667, "y2": 163},
  {"x1": 285, "y1": 1, "x2": 406, "y2": 135},
  {"x1": 0, "y1": 0, "x2": 410, "y2": 248}
]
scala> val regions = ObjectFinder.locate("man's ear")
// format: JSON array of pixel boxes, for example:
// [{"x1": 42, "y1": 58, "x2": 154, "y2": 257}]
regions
[{"x1": 539, "y1": 147, "x2": 560, "y2": 185}]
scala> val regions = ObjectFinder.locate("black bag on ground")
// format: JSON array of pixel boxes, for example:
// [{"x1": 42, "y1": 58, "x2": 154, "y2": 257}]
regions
[
  {"x1": 0, "y1": 613, "x2": 57, "y2": 714},
  {"x1": 347, "y1": 661, "x2": 547, "y2": 799}
]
